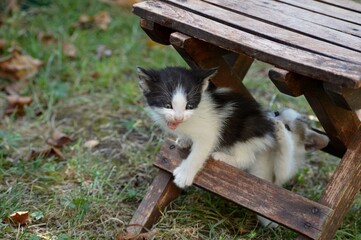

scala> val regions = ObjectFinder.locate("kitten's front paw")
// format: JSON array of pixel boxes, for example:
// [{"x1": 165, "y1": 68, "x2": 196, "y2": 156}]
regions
[
  {"x1": 176, "y1": 137, "x2": 192, "y2": 149},
  {"x1": 173, "y1": 162, "x2": 196, "y2": 188},
  {"x1": 211, "y1": 152, "x2": 231, "y2": 163}
]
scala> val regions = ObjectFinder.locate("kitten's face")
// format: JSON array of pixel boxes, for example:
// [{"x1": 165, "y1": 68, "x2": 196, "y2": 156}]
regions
[
  {"x1": 137, "y1": 67, "x2": 217, "y2": 130},
  {"x1": 274, "y1": 108, "x2": 329, "y2": 151}
]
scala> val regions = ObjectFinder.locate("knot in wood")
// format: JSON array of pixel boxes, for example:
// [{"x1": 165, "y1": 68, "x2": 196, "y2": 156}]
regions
[
  {"x1": 161, "y1": 158, "x2": 168, "y2": 164},
  {"x1": 311, "y1": 207, "x2": 319, "y2": 214},
  {"x1": 304, "y1": 222, "x2": 312, "y2": 229}
]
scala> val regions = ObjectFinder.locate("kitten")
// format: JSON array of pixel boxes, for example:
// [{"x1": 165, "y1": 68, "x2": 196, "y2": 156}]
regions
[
  {"x1": 248, "y1": 108, "x2": 330, "y2": 227},
  {"x1": 137, "y1": 66, "x2": 276, "y2": 188}
]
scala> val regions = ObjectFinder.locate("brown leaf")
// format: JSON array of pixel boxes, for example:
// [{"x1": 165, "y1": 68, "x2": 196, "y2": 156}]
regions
[
  {"x1": 0, "y1": 39, "x2": 6, "y2": 50},
  {"x1": 47, "y1": 129, "x2": 73, "y2": 147},
  {"x1": 117, "y1": 229, "x2": 158, "y2": 240},
  {"x1": 74, "y1": 14, "x2": 93, "y2": 29},
  {"x1": 90, "y1": 72, "x2": 100, "y2": 79},
  {"x1": 25, "y1": 147, "x2": 65, "y2": 161},
  {"x1": 37, "y1": 32, "x2": 57, "y2": 46},
  {"x1": 83, "y1": 139, "x2": 100, "y2": 149},
  {"x1": 5, "y1": 95, "x2": 33, "y2": 116},
  {"x1": 94, "y1": 11, "x2": 111, "y2": 30},
  {"x1": 4, "y1": 211, "x2": 30, "y2": 226},
  {"x1": 62, "y1": 42, "x2": 77, "y2": 58},
  {"x1": 0, "y1": 49, "x2": 43, "y2": 81}
]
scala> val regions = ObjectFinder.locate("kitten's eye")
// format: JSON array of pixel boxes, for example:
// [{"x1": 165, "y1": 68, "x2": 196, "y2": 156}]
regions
[
  {"x1": 285, "y1": 124, "x2": 291, "y2": 131},
  {"x1": 186, "y1": 104, "x2": 194, "y2": 110},
  {"x1": 274, "y1": 111, "x2": 280, "y2": 117},
  {"x1": 164, "y1": 103, "x2": 172, "y2": 109}
]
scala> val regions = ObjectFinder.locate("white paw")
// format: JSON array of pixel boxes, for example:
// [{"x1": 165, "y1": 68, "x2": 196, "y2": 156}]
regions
[
  {"x1": 257, "y1": 215, "x2": 279, "y2": 228},
  {"x1": 211, "y1": 152, "x2": 229, "y2": 162},
  {"x1": 173, "y1": 162, "x2": 196, "y2": 188},
  {"x1": 176, "y1": 137, "x2": 192, "y2": 149}
]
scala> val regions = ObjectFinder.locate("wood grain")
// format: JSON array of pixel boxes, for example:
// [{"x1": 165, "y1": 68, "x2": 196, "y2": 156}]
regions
[
  {"x1": 155, "y1": 140, "x2": 333, "y2": 239},
  {"x1": 132, "y1": 1, "x2": 361, "y2": 88},
  {"x1": 204, "y1": 0, "x2": 361, "y2": 51},
  {"x1": 305, "y1": 129, "x2": 361, "y2": 240},
  {"x1": 127, "y1": 170, "x2": 182, "y2": 234}
]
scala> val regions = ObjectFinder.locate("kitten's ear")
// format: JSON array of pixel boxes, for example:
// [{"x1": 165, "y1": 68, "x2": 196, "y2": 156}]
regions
[
  {"x1": 304, "y1": 129, "x2": 330, "y2": 151},
  {"x1": 137, "y1": 67, "x2": 154, "y2": 93},
  {"x1": 199, "y1": 68, "x2": 218, "y2": 92}
]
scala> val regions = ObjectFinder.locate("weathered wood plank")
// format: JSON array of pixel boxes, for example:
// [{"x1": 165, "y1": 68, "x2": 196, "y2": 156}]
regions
[
  {"x1": 139, "y1": 18, "x2": 172, "y2": 45},
  {"x1": 164, "y1": 0, "x2": 361, "y2": 64},
  {"x1": 127, "y1": 170, "x2": 182, "y2": 234},
  {"x1": 169, "y1": 32, "x2": 254, "y2": 98},
  {"x1": 324, "y1": 82, "x2": 361, "y2": 111},
  {"x1": 278, "y1": 0, "x2": 361, "y2": 24},
  {"x1": 251, "y1": 0, "x2": 361, "y2": 37},
  {"x1": 317, "y1": 0, "x2": 361, "y2": 13},
  {"x1": 155, "y1": 140, "x2": 333, "y2": 239},
  {"x1": 314, "y1": 129, "x2": 361, "y2": 240},
  {"x1": 132, "y1": 1, "x2": 361, "y2": 88},
  {"x1": 204, "y1": 0, "x2": 361, "y2": 51}
]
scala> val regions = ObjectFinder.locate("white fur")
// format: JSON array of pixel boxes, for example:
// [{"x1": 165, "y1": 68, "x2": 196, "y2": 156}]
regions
[{"x1": 172, "y1": 92, "x2": 231, "y2": 188}]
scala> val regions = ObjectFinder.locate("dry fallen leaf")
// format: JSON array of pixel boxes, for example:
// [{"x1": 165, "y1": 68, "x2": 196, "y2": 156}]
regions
[
  {"x1": 0, "y1": 49, "x2": 43, "y2": 81},
  {"x1": 74, "y1": 14, "x2": 93, "y2": 28},
  {"x1": 0, "y1": 39, "x2": 6, "y2": 50},
  {"x1": 47, "y1": 129, "x2": 73, "y2": 148},
  {"x1": 83, "y1": 140, "x2": 100, "y2": 149},
  {"x1": 62, "y1": 41, "x2": 77, "y2": 58},
  {"x1": 117, "y1": 228, "x2": 158, "y2": 240},
  {"x1": 37, "y1": 32, "x2": 57, "y2": 46},
  {"x1": 94, "y1": 11, "x2": 111, "y2": 30},
  {"x1": 4, "y1": 211, "x2": 30, "y2": 226},
  {"x1": 25, "y1": 147, "x2": 65, "y2": 161},
  {"x1": 5, "y1": 95, "x2": 33, "y2": 116},
  {"x1": 90, "y1": 72, "x2": 100, "y2": 79}
]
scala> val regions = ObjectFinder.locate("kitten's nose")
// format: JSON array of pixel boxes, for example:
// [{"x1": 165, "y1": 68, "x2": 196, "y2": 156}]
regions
[{"x1": 175, "y1": 115, "x2": 184, "y2": 122}]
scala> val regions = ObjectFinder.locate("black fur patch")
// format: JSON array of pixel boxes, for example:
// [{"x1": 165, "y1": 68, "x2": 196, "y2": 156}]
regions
[{"x1": 209, "y1": 89, "x2": 275, "y2": 148}]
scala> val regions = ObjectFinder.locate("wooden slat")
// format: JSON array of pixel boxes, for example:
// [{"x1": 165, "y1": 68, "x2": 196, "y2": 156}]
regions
[
  {"x1": 204, "y1": 0, "x2": 361, "y2": 51},
  {"x1": 155, "y1": 140, "x2": 333, "y2": 239},
  {"x1": 312, "y1": 129, "x2": 361, "y2": 240},
  {"x1": 127, "y1": 170, "x2": 182, "y2": 234},
  {"x1": 132, "y1": 1, "x2": 361, "y2": 88},
  {"x1": 251, "y1": 0, "x2": 361, "y2": 37},
  {"x1": 278, "y1": 0, "x2": 361, "y2": 24},
  {"x1": 164, "y1": 0, "x2": 361, "y2": 64},
  {"x1": 317, "y1": 0, "x2": 361, "y2": 13}
]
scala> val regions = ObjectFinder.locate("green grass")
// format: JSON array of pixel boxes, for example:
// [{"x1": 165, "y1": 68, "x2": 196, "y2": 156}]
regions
[{"x1": 0, "y1": 1, "x2": 360, "y2": 239}]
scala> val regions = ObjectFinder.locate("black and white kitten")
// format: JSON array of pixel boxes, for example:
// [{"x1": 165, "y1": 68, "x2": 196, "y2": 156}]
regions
[{"x1": 137, "y1": 66, "x2": 275, "y2": 188}]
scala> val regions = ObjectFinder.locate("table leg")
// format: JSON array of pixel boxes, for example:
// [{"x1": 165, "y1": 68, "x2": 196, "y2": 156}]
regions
[{"x1": 126, "y1": 170, "x2": 182, "y2": 234}]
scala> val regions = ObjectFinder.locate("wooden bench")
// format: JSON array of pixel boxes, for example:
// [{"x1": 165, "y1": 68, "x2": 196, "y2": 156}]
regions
[{"x1": 128, "y1": 0, "x2": 361, "y2": 239}]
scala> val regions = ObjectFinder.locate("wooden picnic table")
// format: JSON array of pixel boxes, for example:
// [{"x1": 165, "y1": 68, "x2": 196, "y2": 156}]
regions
[{"x1": 129, "y1": 0, "x2": 361, "y2": 239}]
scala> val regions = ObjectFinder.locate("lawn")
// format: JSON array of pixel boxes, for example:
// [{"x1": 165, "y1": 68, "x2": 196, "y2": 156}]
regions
[{"x1": 0, "y1": 0, "x2": 360, "y2": 239}]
